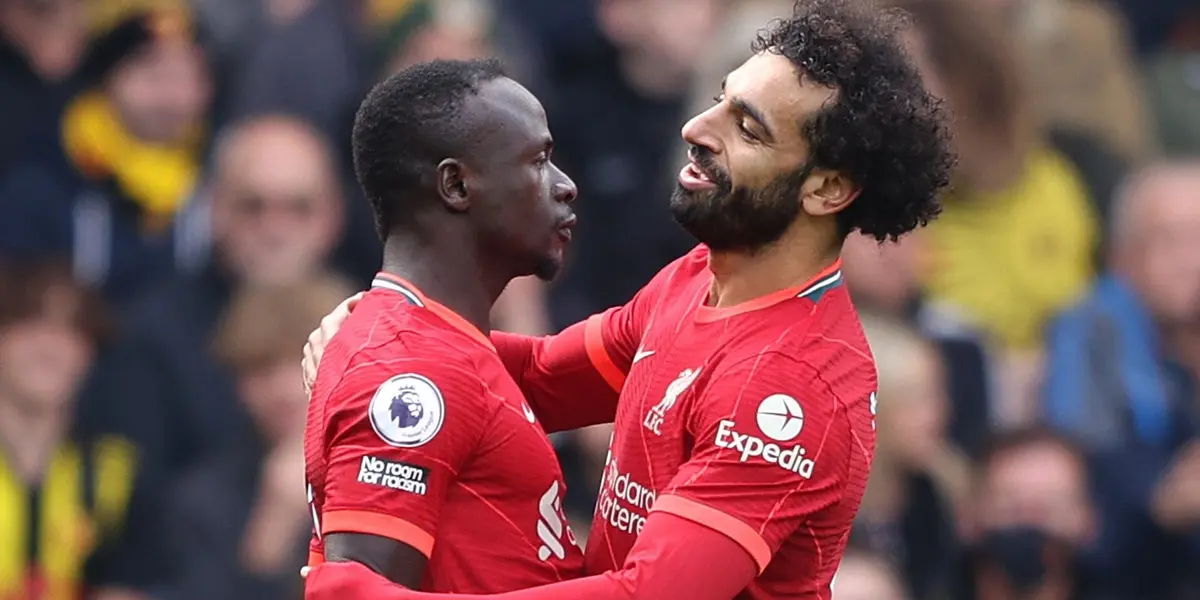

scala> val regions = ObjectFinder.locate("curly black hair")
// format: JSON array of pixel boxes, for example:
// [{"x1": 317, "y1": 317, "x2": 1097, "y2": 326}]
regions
[
  {"x1": 753, "y1": 0, "x2": 955, "y2": 241},
  {"x1": 352, "y1": 58, "x2": 507, "y2": 239}
]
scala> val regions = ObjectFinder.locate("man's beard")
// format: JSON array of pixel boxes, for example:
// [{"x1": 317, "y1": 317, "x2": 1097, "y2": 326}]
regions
[{"x1": 669, "y1": 147, "x2": 810, "y2": 253}]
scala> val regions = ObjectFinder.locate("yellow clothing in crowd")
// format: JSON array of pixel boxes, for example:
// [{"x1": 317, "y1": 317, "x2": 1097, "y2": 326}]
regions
[
  {"x1": 0, "y1": 437, "x2": 138, "y2": 600},
  {"x1": 922, "y1": 147, "x2": 1099, "y2": 350}
]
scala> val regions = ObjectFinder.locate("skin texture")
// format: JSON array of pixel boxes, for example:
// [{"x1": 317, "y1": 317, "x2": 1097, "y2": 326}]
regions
[
  {"x1": 671, "y1": 51, "x2": 849, "y2": 253},
  {"x1": 323, "y1": 69, "x2": 576, "y2": 588}
]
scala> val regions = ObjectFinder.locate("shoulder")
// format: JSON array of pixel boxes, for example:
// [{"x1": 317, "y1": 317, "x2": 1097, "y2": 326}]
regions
[
  {"x1": 634, "y1": 245, "x2": 711, "y2": 305},
  {"x1": 317, "y1": 326, "x2": 492, "y2": 449},
  {"x1": 319, "y1": 297, "x2": 491, "y2": 411},
  {"x1": 332, "y1": 292, "x2": 483, "y2": 369},
  {"x1": 709, "y1": 297, "x2": 876, "y2": 410}
]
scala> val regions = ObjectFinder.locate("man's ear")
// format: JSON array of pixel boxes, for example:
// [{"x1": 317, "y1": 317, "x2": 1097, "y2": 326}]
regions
[
  {"x1": 436, "y1": 159, "x2": 470, "y2": 213},
  {"x1": 800, "y1": 169, "x2": 860, "y2": 217}
]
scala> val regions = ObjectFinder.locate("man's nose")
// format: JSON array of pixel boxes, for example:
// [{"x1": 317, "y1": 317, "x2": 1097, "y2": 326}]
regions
[
  {"x1": 552, "y1": 166, "x2": 578, "y2": 204},
  {"x1": 680, "y1": 106, "x2": 721, "y2": 156}
]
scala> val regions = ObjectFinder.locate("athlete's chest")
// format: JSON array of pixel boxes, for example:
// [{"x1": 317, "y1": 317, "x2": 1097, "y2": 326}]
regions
[
  {"x1": 460, "y1": 370, "x2": 565, "y2": 497},
  {"x1": 601, "y1": 316, "x2": 732, "y2": 506}
]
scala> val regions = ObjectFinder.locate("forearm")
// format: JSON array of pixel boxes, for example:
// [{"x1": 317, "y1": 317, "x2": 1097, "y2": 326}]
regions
[{"x1": 306, "y1": 513, "x2": 756, "y2": 600}]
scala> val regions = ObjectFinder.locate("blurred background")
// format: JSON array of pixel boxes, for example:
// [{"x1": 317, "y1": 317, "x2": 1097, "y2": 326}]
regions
[{"x1": 0, "y1": 0, "x2": 1197, "y2": 599}]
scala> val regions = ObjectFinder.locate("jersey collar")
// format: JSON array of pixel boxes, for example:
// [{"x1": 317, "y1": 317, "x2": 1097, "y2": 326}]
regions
[
  {"x1": 694, "y1": 259, "x2": 843, "y2": 323},
  {"x1": 371, "y1": 272, "x2": 496, "y2": 351}
]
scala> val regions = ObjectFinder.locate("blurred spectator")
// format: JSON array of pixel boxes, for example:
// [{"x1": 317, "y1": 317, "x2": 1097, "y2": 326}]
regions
[
  {"x1": 854, "y1": 312, "x2": 968, "y2": 599},
  {"x1": 832, "y1": 547, "x2": 910, "y2": 600},
  {"x1": 1044, "y1": 161, "x2": 1200, "y2": 456},
  {"x1": 0, "y1": 0, "x2": 89, "y2": 178},
  {"x1": 0, "y1": 259, "x2": 165, "y2": 600},
  {"x1": 957, "y1": 429, "x2": 1106, "y2": 600},
  {"x1": 998, "y1": 0, "x2": 1145, "y2": 242},
  {"x1": 893, "y1": 0, "x2": 1100, "y2": 424},
  {"x1": 1043, "y1": 160, "x2": 1200, "y2": 598},
  {"x1": 116, "y1": 115, "x2": 344, "y2": 476},
  {"x1": 204, "y1": 116, "x2": 345, "y2": 285},
  {"x1": 842, "y1": 232, "x2": 994, "y2": 458},
  {"x1": 1003, "y1": 0, "x2": 1156, "y2": 163},
  {"x1": 165, "y1": 273, "x2": 350, "y2": 600},
  {"x1": 0, "y1": 1, "x2": 213, "y2": 306}
]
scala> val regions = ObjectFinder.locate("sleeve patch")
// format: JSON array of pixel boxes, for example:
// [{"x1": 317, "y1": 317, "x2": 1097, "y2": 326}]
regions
[
  {"x1": 712, "y1": 394, "x2": 816, "y2": 479},
  {"x1": 368, "y1": 373, "x2": 446, "y2": 447},
  {"x1": 356, "y1": 456, "x2": 430, "y2": 496}
]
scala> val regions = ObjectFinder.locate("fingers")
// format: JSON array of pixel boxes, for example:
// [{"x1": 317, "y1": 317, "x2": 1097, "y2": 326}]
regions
[
  {"x1": 302, "y1": 341, "x2": 316, "y2": 395},
  {"x1": 303, "y1": 292, "x2": 364, "y2": 395}
]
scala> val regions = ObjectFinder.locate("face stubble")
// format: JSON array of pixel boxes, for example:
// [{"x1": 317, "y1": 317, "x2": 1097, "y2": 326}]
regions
[{"x1": 669, "y1": 145, "x2": 810, "y2": 253}]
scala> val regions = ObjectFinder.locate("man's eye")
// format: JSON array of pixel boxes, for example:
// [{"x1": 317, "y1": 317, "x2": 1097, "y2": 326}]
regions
[
  {"x1": 712, "y1": 94, "x2": 725, "y2": 104},
  {"x1": 737, "y1": 121, "x2": 757, "y2": 142}
]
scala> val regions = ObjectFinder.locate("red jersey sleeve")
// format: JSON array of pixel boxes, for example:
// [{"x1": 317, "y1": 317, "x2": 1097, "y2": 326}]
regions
[
  {"x1": 319, "y1": 350, "x2": 495, "y2": 558},
  {"x1": 489, "y1": 279, "x2": 657, "y2": 433},
  {"x1": 306, "y1": 511, "x2": 757, "y2": 600},
  {"x1": 653, "y1": 351, "x2": 870, "y2": 573}
]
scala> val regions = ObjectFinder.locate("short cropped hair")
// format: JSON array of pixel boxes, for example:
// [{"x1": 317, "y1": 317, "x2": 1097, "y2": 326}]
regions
[
  {"x1": 753, "y1": 0, "x2": 955, "y2": 241},
  {"x1": 352, "y1": 58, "x2": 507, "y2": 239}
]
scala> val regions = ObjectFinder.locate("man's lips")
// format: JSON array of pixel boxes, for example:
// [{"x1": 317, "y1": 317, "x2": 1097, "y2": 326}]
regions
[
  {"x1": 556, "y1": 214, "x2": 577, "y2": 242},
  {"x1": 679, "y1": 157, "x2": 717, "y2": 191}
]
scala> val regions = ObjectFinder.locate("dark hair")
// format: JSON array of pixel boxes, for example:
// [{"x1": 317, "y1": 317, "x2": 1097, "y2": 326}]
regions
[
  {"x1": 979, "y1": 427, "x2": 1087, "y2": 470},
  {"x1": 0, "y1": 259, "x2": 112, "y2": 344},
  {"x1": 975, "y1": 427, "x2": 1090, "y2": 494},
  {"x1": 752, "y1": 0, "x2": 955, "y2": 241},
  {"x1": 352, "y1": 58, "x2": 507, "y2": 239}
]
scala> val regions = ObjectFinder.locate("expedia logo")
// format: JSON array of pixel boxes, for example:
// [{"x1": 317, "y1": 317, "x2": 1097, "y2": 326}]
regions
[{"x1": 714, "y1": 420, "x2": 816, "y2": 479}]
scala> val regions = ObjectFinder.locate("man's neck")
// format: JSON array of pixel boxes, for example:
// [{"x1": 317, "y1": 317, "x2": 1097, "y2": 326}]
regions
[
  {"x1": 380, "y1": 234, "x2": 510, "y2": 334},
  {"x1": 707, "y1": 227, "x2": 841, "y2": 309},
  {"x1": 0, "y1": 393, "x2": 68, "y2": 482}
]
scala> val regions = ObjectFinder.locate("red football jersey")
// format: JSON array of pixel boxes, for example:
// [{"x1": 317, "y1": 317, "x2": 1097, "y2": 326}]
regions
[
  {"x1": 506, "y1": 245, "x2": 876, "y2": 599},
  {"x1": 304, "y1": 273, "x2": 584, "y2": 592}
]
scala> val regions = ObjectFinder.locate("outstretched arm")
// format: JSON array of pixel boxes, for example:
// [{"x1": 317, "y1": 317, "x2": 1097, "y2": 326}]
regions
[
  {"x1": 490, "y1": 263, "x2": 676, "y2": 433},
  {"x1": 489, "y1": 308, "x2": 631, "y2": 433},
  {"x1": 305, "y1": 511, "x2": 756, "y2": 600}
]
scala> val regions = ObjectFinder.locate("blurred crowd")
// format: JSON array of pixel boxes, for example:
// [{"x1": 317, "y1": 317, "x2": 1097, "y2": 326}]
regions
[{"x1": 0, "y1": 0, "x2": 1197, "y2": 599}]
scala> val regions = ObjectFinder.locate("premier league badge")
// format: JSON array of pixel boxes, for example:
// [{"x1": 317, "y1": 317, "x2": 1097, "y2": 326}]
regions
[{"x1": 368, "y1": 374, "x2": 445, "y2": 447}]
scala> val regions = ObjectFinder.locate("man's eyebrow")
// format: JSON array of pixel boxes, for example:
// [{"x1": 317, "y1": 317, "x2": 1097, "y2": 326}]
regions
[
  {"x1": 732, "y1": 97, "x2": 775, "y2": 141},
  {"x1": 720, "y1": 76, "x2": 776, "y2": 141}
]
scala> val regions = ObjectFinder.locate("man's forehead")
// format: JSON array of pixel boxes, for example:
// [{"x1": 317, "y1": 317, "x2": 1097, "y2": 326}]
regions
[
  {"x1": 989, "y1": 444, "x2": 1082, "y2": 486},
  {"x1": 725, "y1": 52, "x2": 837, "y2": 134},
  {"x1": 464, "y1": 78, "x2": 550, "y2": 143}
]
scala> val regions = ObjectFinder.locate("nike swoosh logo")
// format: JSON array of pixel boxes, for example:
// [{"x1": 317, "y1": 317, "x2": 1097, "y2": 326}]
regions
[
  {"x1": 522, "y1": 403, "x2": 537, "y2": 423},
  {"x1": 632, "y1": 348, "x2": 655, "y2": 364}
]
